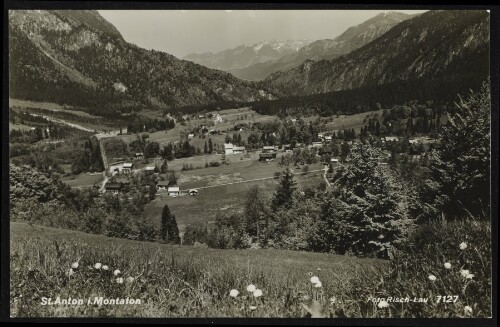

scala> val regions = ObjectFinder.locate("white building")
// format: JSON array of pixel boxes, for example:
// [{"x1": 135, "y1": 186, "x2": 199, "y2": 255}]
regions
[{"x1": 168, "y1": 186, "x2": 180, "y2": 197}]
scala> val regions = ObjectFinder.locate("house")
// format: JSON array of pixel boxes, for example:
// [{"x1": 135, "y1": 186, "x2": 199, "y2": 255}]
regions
[
  {"x1": 157, "y1": 180, "x2": 169, "y2": 191},
  {"x1": 188, "y1": 189, "x2": 199, "y2": 196},
  {"x1": 282, "y1": 144, "x2": 293, "y2": 153},
  {"x1": 317, "y1": 133, "x2": 325, "y2": 140},
  {"x1": 168, "y1": 186, "x2": 180, "y2": 197},
  {"x1": 122, "y1": 163, "x2": 133, "y2": 173},
  {"x1": 135, "y1": 152, "x2": 144, "y2": 160},
  {"x1": 383, "y1": 136, "x2": 399, "y2": 142},
  {"x1": 310, "y1": 142, "x2": 323, "y2": 149},
  {"x1": 330, "y1": 158, "x2": 339, "y2": 167},
  {"x1": 224, "y1": 143, "x2": 234, "y2": 155},
  {"x1": 105, "y1": 182, "x2": 123, "y2": 194},
  {"x1": 408, "y1": 139, "x2": 419, "y2": 144},
  {"x1": 324, "y1": 135, "x2": 332, "y2": 142},
  {"x1": 262, "y1": 146, "x2": 277, "y2": 153},
  {"x1": 144, "y1": 166, "x2": 156, "y2": 175},
  {"x1": 115, "y1": 178, "x2": 130, "y2": 186},
  {"x1": 232, "y1": 146, "x2": 246, "y2": 154},
  {"x1": 259, "y1": 152, "x2": 277, "y2": 161}
]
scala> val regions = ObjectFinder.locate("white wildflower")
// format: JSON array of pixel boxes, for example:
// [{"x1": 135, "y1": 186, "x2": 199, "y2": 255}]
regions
[
  {"x1": 465, "y1": 273, "x2": 475, "y2": 279},
  {"x1": 102, "y1": 265, "x2": 109, "y2": 271},
  {"x1": 459, "y1": 242, "x2": 468, "y2": 250},
  {"x1": 249, "y1": 305, "x2": 257, "y2": 311},
  {"x1": 71, "y1": 262, "x2": 79, "y2": 269},
  {"x1": 464, "y1": 305, "x2": 473, "y2": 314},
  {"x1": 444, "y1": 262, "x2": 452, "y2": 269},
  {"x1": 310, "y1": 276, "x2": 320, "y2": 284},
  {"x1": 127, "y1": 276, "x2": 135, "y2": 283},
  {"x1": 94, "y1": 263, "x2": 102, "y2": 269},
  {"x1": 377, "y1": 300, "x2": 389, "y2": 308},
  {"x1": 113, "y1": 269, "x2": 121, "y2": 276},
  {"x1": 116, "y1": 277, "x2": 124, "y2": 284},
  {"x1": 246, "y1": 284, "x2": 256, "y2": 293},
  {"x1": 253, "y1": 289, "x2": 263, "y2": 298},
  {"x1": 314, "y1": 281, "x2": 323, "y2": 288},
  {"x1": 229, "y1": 289, "x2": 239, "y2": 298},
  {"x1": 460, "y1": 269, "x2": 470, "y2": 278},
  {"x1": 428, "y1": 275, "x2": 437, "y2": 281}
]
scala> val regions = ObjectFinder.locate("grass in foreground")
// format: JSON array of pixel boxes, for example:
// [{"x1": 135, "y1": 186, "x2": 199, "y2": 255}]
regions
[{"x1": 10, "y1": 217, "x2": 491, "y2": 318}]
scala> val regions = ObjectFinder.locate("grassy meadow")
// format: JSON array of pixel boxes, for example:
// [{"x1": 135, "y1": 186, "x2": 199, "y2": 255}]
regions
[{"x1": 10, "y1": 218, "x2": 491, "y2": 318}]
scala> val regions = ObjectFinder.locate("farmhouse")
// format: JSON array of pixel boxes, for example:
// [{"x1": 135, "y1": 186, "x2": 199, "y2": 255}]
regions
[
  {"x1": 262, "y1": 145, "x2": 277, "y2": 153},
  {"x1": 282, "y1": 144, "x2": 292, "y2": 153},
  {"x1": 224, "y1": 143, "x2": 234, "y2": 155},
  {"x1": 324, "y1": 135, "x2": 332, "y2": 142},
  {"x1": 135, "y1": 152, "x2": 144, "y2": 159},
  {"x1": 157, "y1": 180, "x2": 169, "y2": 191},
  {"x1": 233, "y1": 146, "x2": 246, "y2": 154},
  {"x1": 122, "y1": 163, "x2": 133, "y2": 173},
  {"x1": 188, "y1": 189, "x2": 199, "y2": 196},
  {"x1": 168, "y1": 186, "x2": 180, "y2": 197},
  {"x1": 330, "y1": 158, "x2": 340, "y2": 167},
  {"x1": 383, "y1": 136, "x2": 399, "y2": 142},
  {"x1": 115, "y1": 177, "x2": 130, "y2": 186},
  {"x1": 310, "y1": 142, "x2": 323, "y2": 149},
  {"x1": 259, "y1": 152, "x2": 277, "y2": 161},
  {"x1": 317, "y1": 133, "x2": 325, "y2": 139},
  {"x1": 105, "y1": 182, "x2": 123, "y2": 194}
]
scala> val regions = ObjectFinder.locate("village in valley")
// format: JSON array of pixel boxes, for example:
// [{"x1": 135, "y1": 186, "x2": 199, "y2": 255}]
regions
[{"x1": 7, "y1": 8, "x2": 492, "y2": 319}]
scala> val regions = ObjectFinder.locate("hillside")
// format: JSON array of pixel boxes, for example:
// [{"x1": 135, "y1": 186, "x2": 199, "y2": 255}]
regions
[
  {"x1": 8, "y1": 10, "x2": 276, "y2": 116},
  {"x1": 230, "y1": 12, "x2": 415, "y2": 81},
  {"x1": 10, "y1": 221, "x2": 386, "y2": 317},
  {"x1": 183, "y1": 39, "x2": 312, "y2": 71},
  {"x1": 265, "y1": 10, "x2": 489, "y2": 95}
]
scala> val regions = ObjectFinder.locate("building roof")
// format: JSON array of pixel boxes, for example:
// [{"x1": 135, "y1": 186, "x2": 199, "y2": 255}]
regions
[
  {"x1": 224, "y1": 143, "x2": 234, "y2": 149},
  {"x1": 135, "y1": 152, "x2": 144, "y2": 156},
  {"x1": 263, "y1": 146, "x2": 276, "y2": 150},
  {"x1": 157, "y1": 181, "x2": 169, "y2": 186},
  {"x1": 105, "y1": 183, "x2": 122, "y2": 190},
  {"x1": 233, "y1": 146, "x2": 245, "y2": 151},
  {"x1": 331, "y1": 158, "x2": 339, "y2": 162},
  {"x1": 259, "y1": 152, "x2": 276, "y2": 158},
  {"x1": 384, "y1": 136, "x2": 399, "y2": 141},
  {"x1": 188, "y1": 189, "x2": 199, "y2": 193},
  {"x1": 168, "y1": 186, "x2": 180, "y2": 192},
  {"x1": 122, "y1": 163, "x2": 133, "y2": 168},
  {"x1": 145, "y1": 166, "x2": 155, "y2": 171}
]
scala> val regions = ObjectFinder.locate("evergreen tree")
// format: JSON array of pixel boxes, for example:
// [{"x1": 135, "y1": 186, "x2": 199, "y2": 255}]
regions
[
  {"x1": 160, "y1": 204, "x2": 181, "y2": 244},
  {"x1": 271, "y1": 168, "x2": 296, "y2": 210},
  {"x1": 204, "y1": 141, "x2": 208, "y2": 154},
  {"x1": 208, "y1": 138, "x2": 213, "y2": 154}
]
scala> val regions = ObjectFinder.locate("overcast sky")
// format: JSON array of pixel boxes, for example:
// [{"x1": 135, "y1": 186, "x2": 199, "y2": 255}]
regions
[{"x1": 98, "y1": 10, "x2": 427, "y2": 58}]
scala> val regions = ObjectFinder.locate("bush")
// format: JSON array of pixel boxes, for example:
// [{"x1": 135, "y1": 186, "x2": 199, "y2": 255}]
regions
[{"x1": 349, "y1": 219, "x2": 491, "y2": 317}]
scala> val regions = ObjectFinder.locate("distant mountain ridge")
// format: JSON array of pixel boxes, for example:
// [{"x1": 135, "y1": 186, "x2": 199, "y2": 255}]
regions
[
  {"x1": 183, "y1": 39, "x2": 313, "y2": 71},
  {"x1": 265, "y1": 10, "x2": 489, "y2": 96},
  {"x1": 230, "y1": 12, "x2": 417, "y2": 81},
  {"x1": 9, "y1": 10, "x2": 276, "y2": 115}
]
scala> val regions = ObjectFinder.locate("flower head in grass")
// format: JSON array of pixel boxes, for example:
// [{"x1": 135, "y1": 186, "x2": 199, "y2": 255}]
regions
[
  {"x1": 444, "y1": 262, "x2": 452, "y2": 269},
  {"x1": 102, "y1": 265, "x2": 109, "y2": 271},
  {"x1": 229, "y1": 289, "x2": 239, "y2": 298},
  {"x1": 310, "y1": 276, "x2": 320, "y2": 284},
  {"x1": 464, "y1": 306, "x2": 473, "y2": 314},
  {"x1": 459, "y1": 242, "x2": 468, "y2": 250},
  {"x1": 428, "y1": 275, "x2": 437, "y2": 281},
  {"x1": 113, "y1": 269, "x2": 121, "y2": 276},
  {"x1": 314, "y1": 281, "x2": 323, "y2": 288},
  {"x1": 66, "y1": 268, "x2": 75, "y2": 277},
  {"x1": 127, "y1": 276, "x2": 135, "y2": 283},
  {"x1": 71, "y1": 262, "x2": 79, "y2": 269},
  {"x1": 253, "y1": 289, "x2": 263, "y2": 298},
  {"x1": 246, "y1": 284, "x2": 256, "y2": 293},
  {"x1": 460, "y1": 269, "x2": 470, "y2": 278},
  {"x1": 94, "y1": 263, "x2": 102, "y2": 270},
  {"x1": 329, "y1": 296, "x2": 336, "y2": 305},
  {"x1": 377, "y1": 300, "x2": 389, "y2": 309},
  {"x1": 116, "y1": 277, "x2": 124, "y2": 284},
  {"x1": 249, "y1": 305, "x2": 257, "y2": 311},
  {"x1": 465, "y1": 273, "x2": 475, "y2": 279}
]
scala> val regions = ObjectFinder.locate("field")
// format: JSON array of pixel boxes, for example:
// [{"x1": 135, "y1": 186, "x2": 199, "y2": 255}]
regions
[
  {"x1": 144, "y1": 155, "x2": 325, "y2": 229},
  {"x1": 10, "y1": 222, "x2": 387, "y2": 318},
  {"x1": 62, "y1": 173, "x2": 104, "y2": 189}
]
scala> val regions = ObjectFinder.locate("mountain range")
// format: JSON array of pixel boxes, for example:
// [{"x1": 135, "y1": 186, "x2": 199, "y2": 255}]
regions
[
  {"x1": 183, "y1": 39, "x2": 312, "y2": 72},
  {"x1": 8, "y1": 10, "x2": 490, "y2": 116},
  {"x1": 228, "y1": 12, "x2": 417, "y2": 81},
  {"x1": 265, "y1": 10, "x2": 489, "y2": 95},
  {"x1": 8, "y1": 10, "x2": 276, "y2": 116}
]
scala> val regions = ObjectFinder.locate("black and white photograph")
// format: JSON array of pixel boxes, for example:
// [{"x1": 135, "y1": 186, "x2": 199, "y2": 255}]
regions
[{"x1": 3, "y1": 2, "x2": 497, "y2": 322}]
